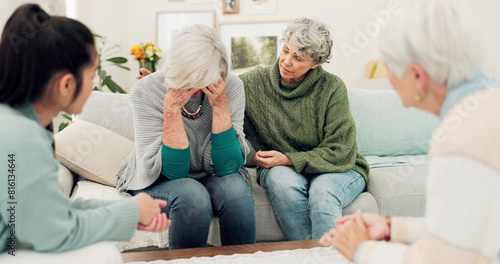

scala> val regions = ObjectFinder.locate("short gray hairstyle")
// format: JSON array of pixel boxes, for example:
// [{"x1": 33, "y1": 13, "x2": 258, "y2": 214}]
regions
[
  {"x1": 164, "y1": 24, "x2": 228, "y2": 89},
  {"x1": 281, "y1": 17, "x2": 333, "y2": 64},
  {"x1": 378, "y1": 0, "x2": 483, "y2": 88}
]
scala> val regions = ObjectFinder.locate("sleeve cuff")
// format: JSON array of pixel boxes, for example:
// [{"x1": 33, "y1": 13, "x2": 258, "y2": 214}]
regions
[
  {"x1": 161, "y1": 144, "x2": 190, "y2": 180},
  {"x1": 211, "y1": 126, "x2": 238, "y2": 148},
  {"x1": 354, "y1": 241, "x2": 366, "y2": 264},
  {"x1": 109, "y1": 198, "x2": 139, "y2": 241},
  {"x1": 211, "y1": 126, "x2": 244, "y2": 175},
  {"x1": 284, "y1": 151, "x2": 306, "y2": 173}
]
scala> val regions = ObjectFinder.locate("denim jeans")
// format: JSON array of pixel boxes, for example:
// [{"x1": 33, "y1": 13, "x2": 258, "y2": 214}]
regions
[
  {"x1": 130, "y1": 172, "x2": 256, "y2": 249},
  {"x1": 260, "y1": 166, "x2": 366, "y2": 240}
]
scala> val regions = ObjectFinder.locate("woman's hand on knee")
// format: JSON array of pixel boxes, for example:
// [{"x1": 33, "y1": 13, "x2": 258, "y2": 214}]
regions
[
  {"x1": 254, "y1": 150, "x2": 293, "y2": 169},
  {"x1": 133, "y1": 192, "x2": 168, "y2": 227}
]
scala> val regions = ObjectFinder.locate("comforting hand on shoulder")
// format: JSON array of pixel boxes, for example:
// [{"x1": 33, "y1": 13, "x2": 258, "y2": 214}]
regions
[{"x1": 254, "y1": 150, "x2": 293, "y2": 169}]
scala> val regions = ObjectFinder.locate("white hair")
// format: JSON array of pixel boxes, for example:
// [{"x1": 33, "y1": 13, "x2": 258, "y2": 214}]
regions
[
  {"x1": 281, "y1": 17, "x2": 333, "y2": 64},
  {"x1": 377, "y1": 0, "x2": 483, "y2": 88},
  {"x1": 164, "y1": 24, "x2": 228, "y2": 89}
]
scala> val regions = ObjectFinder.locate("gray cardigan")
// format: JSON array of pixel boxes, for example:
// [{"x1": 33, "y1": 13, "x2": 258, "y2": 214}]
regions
[{"x1": 116, "y1": 71, "x2": 249, "y2": 191}]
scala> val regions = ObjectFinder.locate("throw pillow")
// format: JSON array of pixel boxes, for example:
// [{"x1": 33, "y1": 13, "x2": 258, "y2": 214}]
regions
[
  {"x1": 347, "y1": 87, "x2": 439, "y2": 157},
  {"x1": 54, "y1": 120, "x2": 134, "y2": 187}
]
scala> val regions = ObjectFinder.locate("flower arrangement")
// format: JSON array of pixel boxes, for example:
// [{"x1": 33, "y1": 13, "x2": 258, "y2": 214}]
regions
[{"x1": 130, "y1": 42, "x2": 162, "y2": 74}]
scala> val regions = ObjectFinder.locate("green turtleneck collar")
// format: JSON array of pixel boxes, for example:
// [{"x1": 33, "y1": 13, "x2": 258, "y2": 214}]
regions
[{"x1": 271, "y1": 59, "x2": 324, "y2": 99}]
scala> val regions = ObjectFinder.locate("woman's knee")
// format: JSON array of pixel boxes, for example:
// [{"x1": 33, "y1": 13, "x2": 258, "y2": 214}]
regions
[
  {"x1": 309, "y1": 171, "x2": 365, "y2": 206},
  {"x1": 260, "y1": 166, "x2": 307, "y2": 193},
  {"x1": 166, "y1": 179, "x2": 212, "y2": 213},
  {"x1": 209, "y1": 174, "x2": 254, "y2": 207}
]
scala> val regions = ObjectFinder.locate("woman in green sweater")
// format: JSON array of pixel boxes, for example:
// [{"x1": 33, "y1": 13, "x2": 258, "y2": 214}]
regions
[
  {"x1": 0, "y1": 4, "x2": 169, "y2": 263},
  {"x1": 239, "y1": 17, "x2": 369, "y2": 240}
]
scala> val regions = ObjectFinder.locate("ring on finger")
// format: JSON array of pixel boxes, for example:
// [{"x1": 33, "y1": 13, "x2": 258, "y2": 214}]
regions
[{"x1": 211, "y1": 88, "x2": 217, "y2": 94}]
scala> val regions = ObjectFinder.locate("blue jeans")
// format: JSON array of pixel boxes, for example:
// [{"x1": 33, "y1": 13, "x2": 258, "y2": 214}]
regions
[
  {"x1": 260, "y1": 166, "x2": 366, "y2": 240},
  {"x1": 130, "y1": 172, "x2": 256, "y2": 249}
]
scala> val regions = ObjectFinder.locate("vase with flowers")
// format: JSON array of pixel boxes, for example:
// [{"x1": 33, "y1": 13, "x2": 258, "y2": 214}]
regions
[{"x1": 131, "y1": 42, "x2": 162, "y2": 75}]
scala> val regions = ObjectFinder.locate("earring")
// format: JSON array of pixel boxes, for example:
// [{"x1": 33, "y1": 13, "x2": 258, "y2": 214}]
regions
[{"x1": 413, "y1": 94, "x2": 422, "y2": 102}]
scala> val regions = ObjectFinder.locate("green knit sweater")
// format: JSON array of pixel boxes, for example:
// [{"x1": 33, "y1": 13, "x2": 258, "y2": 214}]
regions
[{"x1": 239, "y1": 60, "x2": 369, "y2": 182}]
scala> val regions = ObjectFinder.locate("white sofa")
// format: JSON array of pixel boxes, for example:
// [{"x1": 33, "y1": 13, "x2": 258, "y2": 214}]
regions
[{"x1": 54, "y1": 83, "x2": 439, "y2": 252}]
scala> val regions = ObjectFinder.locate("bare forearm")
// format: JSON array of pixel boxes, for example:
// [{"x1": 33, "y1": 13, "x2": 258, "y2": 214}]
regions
[
  {"x1": 163, "y1": 105, "x2": 189, "y2": 149},
  {"x1": 211, "y1": 97, "x2": 232, "y2": 134}
]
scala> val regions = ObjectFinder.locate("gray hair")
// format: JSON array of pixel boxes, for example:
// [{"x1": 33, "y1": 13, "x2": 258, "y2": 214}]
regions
[
  {"x1": 377, "y1": 0, "x2": 483, "y2": 88},
  {"x1": 164, "y1": 24, "x2": 228, "y2": 89},
  {"x1": 281, "y1": 17, "x2": 333, "y2": 64}
]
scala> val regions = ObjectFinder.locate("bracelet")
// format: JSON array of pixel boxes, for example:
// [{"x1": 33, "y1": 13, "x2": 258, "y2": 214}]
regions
[{"x1": 384, "y1": 216, "x2": 391, "y2": 241}]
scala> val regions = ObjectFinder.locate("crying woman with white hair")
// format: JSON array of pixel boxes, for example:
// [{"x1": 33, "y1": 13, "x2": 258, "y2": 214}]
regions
[{"x1": 116, "y1": 24, "x2": 256, "y2": 249}]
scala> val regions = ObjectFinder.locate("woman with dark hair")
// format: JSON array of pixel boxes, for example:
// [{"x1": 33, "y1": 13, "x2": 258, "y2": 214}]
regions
[{"x1": 0, "y1": 4, "x2": 169, "y2": 263}]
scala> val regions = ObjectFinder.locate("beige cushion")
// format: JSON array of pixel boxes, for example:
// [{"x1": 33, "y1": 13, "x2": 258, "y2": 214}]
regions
[{"x1": 54, "y1": 120, "x2": 134, "y2": 187}]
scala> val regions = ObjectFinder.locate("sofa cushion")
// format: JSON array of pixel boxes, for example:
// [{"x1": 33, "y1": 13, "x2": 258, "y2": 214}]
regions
[
  {"x1": 347, "y1": 88, "x2": 439, "y2": 157},
  {"x1": 54, "y1": 120, "x2": 134, "y2": 187},
  {"x1": 77, "y1": 91, "x2": 135, "y2": 141},
  {"x1": 366, "y1": 165, "x2": 428, "y2": 217}
]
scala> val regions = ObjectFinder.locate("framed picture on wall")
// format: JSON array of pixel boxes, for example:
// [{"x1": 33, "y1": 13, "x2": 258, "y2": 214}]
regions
[
  {"x1": 222, "y1": 0, "x2": 239, "y2": 14},
  {"x1": 156, "y1": 11, "x2": 215, "y2": 65},
  {"x1": 219, "y1": 22, "x2": 287, "y2": 75},
  {"x1": 246, "y1": 0, "x2": 277, "y2": 14}
]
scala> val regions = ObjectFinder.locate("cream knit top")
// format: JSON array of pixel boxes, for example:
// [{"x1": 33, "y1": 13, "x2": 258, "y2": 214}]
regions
[{"x1": 356, "y1": 77, "x2": 500, "y2": 264}]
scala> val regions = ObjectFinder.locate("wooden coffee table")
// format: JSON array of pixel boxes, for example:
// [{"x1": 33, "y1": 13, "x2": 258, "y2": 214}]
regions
[{"x1": 122, "y1": 240, "x2": 320, "y2": 263}]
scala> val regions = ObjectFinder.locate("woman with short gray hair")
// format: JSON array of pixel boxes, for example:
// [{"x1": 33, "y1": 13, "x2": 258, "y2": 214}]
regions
[
  {"x1": 239, "y1": 17, "x2": 369, "y2": 241},
  {"x1": 117, "y1": 24, "x2": 256, "y2": 249},
  {"x1": 320, "y1": 0, "x2": 500, "y2": 263}
]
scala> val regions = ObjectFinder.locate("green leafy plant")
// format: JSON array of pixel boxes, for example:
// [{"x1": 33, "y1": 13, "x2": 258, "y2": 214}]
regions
[
  {"x1": 57, "y1": 113, "x2": 73, "y2": 132},
  {"x1": 94, "y1": 34, "x2": 130, "y2": 93}
]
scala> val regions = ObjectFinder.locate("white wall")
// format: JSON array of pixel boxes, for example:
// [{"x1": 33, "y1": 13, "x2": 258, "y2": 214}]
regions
[
  {"x1": 2, "y1": 0, "x2": 500, "y2": 90},
  {"x1": 0, "y1": 0, "x2": 66, "y2": 35},
  {"x1": 66, "y1": 0, "x2": 129, "y2": 91},
  {"x1": 124, "y1": 0, "x2": 403, "y2": 88}
]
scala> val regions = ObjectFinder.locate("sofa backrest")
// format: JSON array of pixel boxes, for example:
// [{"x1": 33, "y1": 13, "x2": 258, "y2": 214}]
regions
[
  {"x1": 79, "y1": 89, "x2": 440, "y2": 158},
  {"x1": 77, "y1": 91, "x2": 135, "y2": 141}
]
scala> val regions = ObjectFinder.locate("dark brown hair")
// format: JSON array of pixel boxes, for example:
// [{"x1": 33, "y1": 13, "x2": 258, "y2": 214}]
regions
[{"x1": 0, "y1": 4, "x2": 95, "y2": 106}]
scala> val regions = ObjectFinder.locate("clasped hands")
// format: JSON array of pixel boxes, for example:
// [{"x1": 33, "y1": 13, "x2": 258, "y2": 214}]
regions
[
  {"x1": 254, "y1": 150, "x2": 293, "y2": 169},
  {"x1": 319, "y1": 210, "x2": 387, "y2": 262},
  {"x1": 133, "y1": 193, "x2": 171, "y2": 232}
]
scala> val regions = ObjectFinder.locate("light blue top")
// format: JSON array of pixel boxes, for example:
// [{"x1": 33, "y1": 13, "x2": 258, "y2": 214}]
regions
[
  {"x1": 440, "y1": 72, "x2": 500, "y2": 120},
  {"x1": 0, "y1": 103, "x2": 139, "y2": 253}
]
